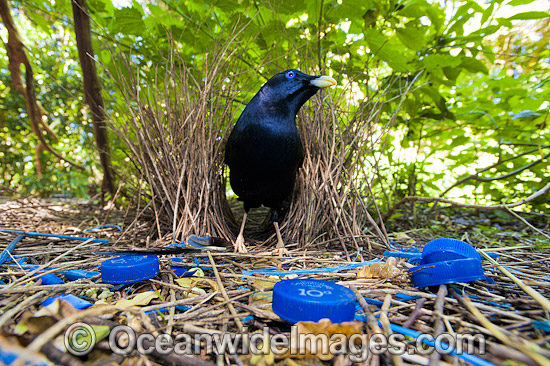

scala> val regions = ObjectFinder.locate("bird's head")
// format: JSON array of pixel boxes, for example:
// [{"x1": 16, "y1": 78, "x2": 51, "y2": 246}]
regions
[{"x1": 258, "y1": 69, "x2": 337, "y2": 115}]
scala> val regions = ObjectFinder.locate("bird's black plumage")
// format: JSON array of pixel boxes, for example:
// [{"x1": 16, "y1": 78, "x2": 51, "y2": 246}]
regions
[{"x1": 225, "y1": 69, "x2": 336, "y2": 253}]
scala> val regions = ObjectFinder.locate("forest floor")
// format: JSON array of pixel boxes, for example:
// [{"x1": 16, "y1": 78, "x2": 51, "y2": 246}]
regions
[{"x1": 0, "y1": 196, "x2": 548, "y2": 366}]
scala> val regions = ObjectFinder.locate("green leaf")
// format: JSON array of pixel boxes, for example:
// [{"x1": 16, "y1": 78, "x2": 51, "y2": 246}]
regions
[
  {"x1": 507, "y1": 0, "x2": 536, "y2": 5},
  {"x1": 26, "y1": 10, "x2": 52, "y2": 35},
  {"x1": 396, "y1": 25, "x2": 425, "y2": 51},
  {"x1": 213, "y1": 0, "x2": 237, "y2": 13},
  {"x1": 423, "y1": 54, "x2": 462, "y2": 69},
  {"x1": 398, "y1": 0, "x2": 428, "y2": 18},
  {"x1": 332, "y1": 0, "x2": 369, "y2": 19},
  {"x1": 508, "y1": 11, "x2": 550, "y2": 20},
  {"x1": 307, "y1": 0, "x2": 321, "y2": 22},
  {"x1": 113, "y1": 7, "x2": 145, "y2": 35},
  {"x1": 460, "y1": 57, "x2": 489, "y2": 74},
  {"x1": 276, "y1": 0, "x2": 306, "y2": 15},
  {"x1": 364, "y1": 29, "x2": 409, "y2": 72}
]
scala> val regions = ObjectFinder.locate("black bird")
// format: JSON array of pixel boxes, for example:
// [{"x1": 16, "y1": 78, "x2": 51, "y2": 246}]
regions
[{"x1": 225, "y1": 69, "x2": 336, "y2": 254}]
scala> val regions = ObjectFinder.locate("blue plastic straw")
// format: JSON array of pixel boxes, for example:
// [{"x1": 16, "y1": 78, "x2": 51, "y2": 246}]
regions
[
  {"x1": 354, "y1": 313, "x2": 497, "y2": 366},
  {"x1": 0, "y1": 229, "x2": 109, "y2": 244},
  {"x1": 85, "y1": 224, "x2": 123, "y2": 232},
  {"x1": 0, "y1": 235, "x2": 23, "y2": 266}
]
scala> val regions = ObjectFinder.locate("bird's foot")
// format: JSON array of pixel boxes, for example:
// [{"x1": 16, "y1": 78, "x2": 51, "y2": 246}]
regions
[
  {"x1": 272, "y1": 246, "x2": 289, "y2": 256},
  {"x1": 233, "y1": 234, "x2": 248, "y2": 253}
]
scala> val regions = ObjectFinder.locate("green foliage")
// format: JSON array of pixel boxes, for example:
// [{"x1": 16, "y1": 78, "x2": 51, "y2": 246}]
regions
[{"x1": 1, "y1": 0, "x2": 548, "y2": 215}]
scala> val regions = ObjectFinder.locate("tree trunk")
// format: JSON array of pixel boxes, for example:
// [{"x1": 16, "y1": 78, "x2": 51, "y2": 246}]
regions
[
  {"x1": 0, "y1": 0, "x2": 84, "y2": 178},
  {"x1": 72, "y1": 0, "x2": 115, "y2": 197}
]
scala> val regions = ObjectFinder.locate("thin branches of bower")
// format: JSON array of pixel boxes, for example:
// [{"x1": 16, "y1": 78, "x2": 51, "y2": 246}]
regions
[{"x1": 108, "y1": 22, "x2": 417, "y2": 254}]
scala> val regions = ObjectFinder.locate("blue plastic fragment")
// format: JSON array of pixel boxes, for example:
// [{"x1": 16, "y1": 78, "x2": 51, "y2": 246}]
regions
[
  {"x1": 165, "y1": 240, "x2": 187, "y2": 248},
  {"x1": 360, "y1": 297, "x2": 384, "y2": 308},
  {"x1": 0, "y1": 345, "x2": 51, "y2": 366},
  {"x1": 485, "y1": 252, "x2": 500, "y2": 259},
  {"x1": 533, "y1": 320, "x2": 550, "y2": 332},
  {"x1": 42, "y1": 294, "x2": 93, "y2": 309},
  {"x1": 273, "y1": 279, "x2": 356, "y2": 323},
  {"x1": 145, "y1": 307, "x2": 169, "y2": 315},
  {"x1": 388, "y1": 242, "x2": 420, "y2": 252},
  {"x1": 395, "y1": 294, "x2": 421, "y2": 301},
  {"x1": 0, "y1": 235, "x2": 23, "y2": 266},
  {"x1": 85, "y1": 224, "x2": 123, "y2": 232},
  {"x1": 29, "y1": 266, "x2": 64, "y2": 285},
  {"x1": 383, "y1": 250, "x2": 422, "y2": 259},
  {"x1": 170, "y1": 258, "x2": 198, "y2": 277},
  {"x1": 4, "y1": 256, "x2": 27, "y2": 265},
  {"x1": 61, "y1": 269, "x2": 100, "y2": 281},
  {"x1": 243, "y1": 316, "x2": 255, "y2": 323}
]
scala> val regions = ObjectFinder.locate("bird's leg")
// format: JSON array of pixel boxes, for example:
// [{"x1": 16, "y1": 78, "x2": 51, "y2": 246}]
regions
[
  {"x1": 234, "y1": 211, "x2": 248, "y2": 253},
  {"x1": 271, "y1": 210, "x2": 289, "y2": 256}
]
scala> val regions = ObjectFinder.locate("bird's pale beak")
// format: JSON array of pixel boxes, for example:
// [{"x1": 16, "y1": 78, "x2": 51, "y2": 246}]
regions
[{"x1": 310, "y1": 75, "x2": 337, "y2": 88}]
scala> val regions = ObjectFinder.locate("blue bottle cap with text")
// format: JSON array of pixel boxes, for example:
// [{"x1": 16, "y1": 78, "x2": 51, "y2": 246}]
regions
[{"x1": 272, "y1": 279, "x2": 356, "y2": 323}]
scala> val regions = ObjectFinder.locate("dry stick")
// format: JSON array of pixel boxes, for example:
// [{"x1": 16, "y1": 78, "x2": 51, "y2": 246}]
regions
[
  {"x1": 460, "y1": 295, "x2": 549, "y2": 366},
  {"x1": 504, "y1": 204, "x2": 550, "y2": 240},
  {"x1": 0, "y1": 290, "x2": 47, "y2": 328},
  {"x1": 6, "y1": 238, "x2": 96, "y2": 289},
  {"x1": 379, "y1": 294, "x2": 403, "y2": 366},
  {"x1": 173, "y1": 292, "x2": 250, "y2": 322},
  {"x1": 387, "y1": 182, "x2": 550, "y2": 218},
  {"x1": 429, "y1": 285, "x2": 448, "y2": 366},
  {"x1": 480, "y1": 251, "x2": 550, "y2": 313},
  {"x1": 26, "y1": 305, "x2": 138, "y2": 354},
  {"x1": 141, "y1": 291, "x2": 218, "y2": 312},
  {"x1": 351, "y1": 285, "x2": 381, "y2": 333},
  {"x1": 0, "y1": 283, "x2": 110, "y2": 295},
  {"x1": 361, "y1": 288, "x2": 530, "y2": 322},
  {"x1": 207, "y1": 251, "x2": 243, "y2": 332},
  {"x1": 403, "y1": 297, "x2": 426, "y2": 329}
]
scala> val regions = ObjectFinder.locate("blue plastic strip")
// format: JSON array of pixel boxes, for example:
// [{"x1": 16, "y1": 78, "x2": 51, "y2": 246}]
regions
[
  {"x1": 0, "y1": 229, "x2": 109, "y2": 244},
  {"x1": 61, "y1": 269, "x2": 100, "y2": 281},
  {"x1": 0, "y1": 235, "x2": 23, "y2": 266},
  {"x1": 4, "y1": 256, "x2": 27, "y2": 265},
  {"x1": 85, "y1": 224, "x2": 122, "y2": 232},
  {"x1": 533, "y1": 320, "x2": 550, "y2": 332},
  {"x1": 241, "y1": 259, "x2": 383, "y2": 276},
  {"x1": 354, "y1": 314, "x2": 496, "y2": 366},
  {"x1": 388, "y1": 242, "x2": 420, "y2": 253},
  {"x1": 383, "y1": 250, "x2": 422, "y2": 259}
]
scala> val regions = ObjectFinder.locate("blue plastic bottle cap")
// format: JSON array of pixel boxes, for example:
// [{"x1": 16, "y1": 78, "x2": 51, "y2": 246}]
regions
[
  {"x1": 42, "y1": 294, "x2": 93, "y2": 309},
  {"x1": 272, "y1": 279, "x2": 356, "y2": 324},
  {"x1": 420, "y1": 238, "x2": 479, "y2": 264},
  {"x1": 410, "y1": 258, "x2": 486, "y2": 287},
  {"x1": 410, "y1": 238, "x2": 487, "y2": 287},
  {"x1": 101, "y1": 255, "x2": 159, "y2": 284}
]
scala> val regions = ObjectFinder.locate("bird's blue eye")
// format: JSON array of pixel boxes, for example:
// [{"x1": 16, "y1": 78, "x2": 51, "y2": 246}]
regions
[{"x1": 285, "y1": 71, "x2": 295, "y2": 79}]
